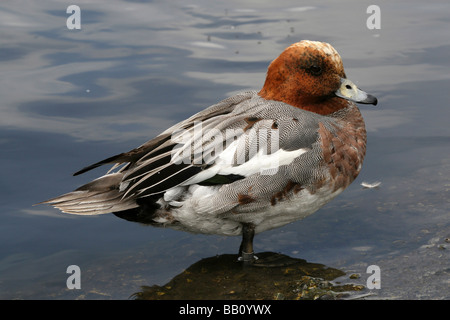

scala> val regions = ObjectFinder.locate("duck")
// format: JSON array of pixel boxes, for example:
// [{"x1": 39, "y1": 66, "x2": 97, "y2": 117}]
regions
[{"x1": 42, "y1": 40, "x2": 377, "y2": 264}]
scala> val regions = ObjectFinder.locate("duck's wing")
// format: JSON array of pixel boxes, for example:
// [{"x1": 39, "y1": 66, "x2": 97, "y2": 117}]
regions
[
  {"x1": 115, "y1": 93, "x2": 324, "y2": 200},
  {"x1": 119, "y1": 91, "x2": 262, "y2": 199},
  {"x1": 71, "y1": 91, "x2": 261, "y2": 198}
]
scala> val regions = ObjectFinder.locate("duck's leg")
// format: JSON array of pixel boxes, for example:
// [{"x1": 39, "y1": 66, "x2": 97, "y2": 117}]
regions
[
  {"x1": 239, "y1": 223, "x2": 256, "y2": 263},
  {"x1": 238, "y1": 222, "x2": 301, "y2": 267}
]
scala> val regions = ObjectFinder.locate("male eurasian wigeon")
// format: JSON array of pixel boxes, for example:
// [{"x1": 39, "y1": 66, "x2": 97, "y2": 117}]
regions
[{"x1": 42, "y1": 40, "x2": 377, "y2": 264}]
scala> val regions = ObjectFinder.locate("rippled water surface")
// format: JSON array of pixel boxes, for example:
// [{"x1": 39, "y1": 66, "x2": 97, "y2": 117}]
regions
[{"x1": 0, "y1": 0, "x2": 449, "y2": 299}]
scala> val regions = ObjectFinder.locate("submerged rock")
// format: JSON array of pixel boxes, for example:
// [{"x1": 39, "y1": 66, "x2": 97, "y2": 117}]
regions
[{"x1": 132, "y1": 252, "x2": 364, "y2": 300}]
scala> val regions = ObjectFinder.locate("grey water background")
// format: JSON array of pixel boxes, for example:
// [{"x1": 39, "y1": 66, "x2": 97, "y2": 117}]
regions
[{"x1": 0, "y1": 0, "x2": 449, "y2": 299}]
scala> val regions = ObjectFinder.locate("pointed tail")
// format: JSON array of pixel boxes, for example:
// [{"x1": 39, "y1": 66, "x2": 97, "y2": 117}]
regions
[{"x1": 39, "y1": 173, "x2": 138, "y2": 215}]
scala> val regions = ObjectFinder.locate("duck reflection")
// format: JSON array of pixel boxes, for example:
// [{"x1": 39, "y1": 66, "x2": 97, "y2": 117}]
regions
[{"x1": 130, "y1": 252, "x2": 365, "y2": 300}]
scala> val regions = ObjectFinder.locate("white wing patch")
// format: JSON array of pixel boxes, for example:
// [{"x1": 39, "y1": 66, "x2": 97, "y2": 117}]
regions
[
  {"x1": 180, "y1": 139, "x2": 309, "y2": 187},
  {"x1": 216, "y1": 140, "x2": 309, "y2": 176}
]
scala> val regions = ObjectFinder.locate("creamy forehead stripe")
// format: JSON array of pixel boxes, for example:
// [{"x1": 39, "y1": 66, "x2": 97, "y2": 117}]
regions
[
  {"x1": 291, "y1": 40, "x2": 338, "y2": 55},
  {"x1": 291, "y1": 40, "x2": 342, "y2": 67},
  {"x1": 320, "y1": 43, "x2": 337, "y2": 56},
  {"x1": 300, "y1": 40, "x2": 336, "y2": 52}
]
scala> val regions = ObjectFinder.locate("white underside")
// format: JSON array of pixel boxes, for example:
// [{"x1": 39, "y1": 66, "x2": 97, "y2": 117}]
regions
[{"x1": 154, "y1": 184, "x2": 344, "y2": 237}]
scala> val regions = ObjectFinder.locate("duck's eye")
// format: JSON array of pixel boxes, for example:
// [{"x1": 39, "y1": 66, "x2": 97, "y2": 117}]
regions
[{"x1": 308, "y1": 64, "x2": 322, "y2": 76}]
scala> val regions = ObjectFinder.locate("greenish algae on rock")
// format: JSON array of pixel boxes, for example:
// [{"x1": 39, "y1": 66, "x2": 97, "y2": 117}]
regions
[{"x1": 132, "y1": 252, "x2": 365, "y2": 300}]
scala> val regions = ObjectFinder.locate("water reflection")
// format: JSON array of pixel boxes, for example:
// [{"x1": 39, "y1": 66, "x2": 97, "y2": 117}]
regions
[{"x1": 132, "y1": 252, "x2": 365, "y2": 300}]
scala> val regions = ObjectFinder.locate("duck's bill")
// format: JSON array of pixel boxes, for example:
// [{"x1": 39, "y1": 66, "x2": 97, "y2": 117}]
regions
[{"x1": 335, "y1": 78, "x2": 378, "y2": 106}]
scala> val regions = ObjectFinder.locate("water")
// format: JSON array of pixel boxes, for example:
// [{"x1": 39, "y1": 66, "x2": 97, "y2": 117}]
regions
[{"x1": 0, "y1": 0, "x2": 449, "y2": 299}]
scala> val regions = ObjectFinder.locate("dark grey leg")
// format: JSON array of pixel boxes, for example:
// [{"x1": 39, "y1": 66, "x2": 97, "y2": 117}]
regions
[
  {"x1": 238, "y1": 223, "x2": 300, "y2": 267},
  {"x1": 239, "y1": 223, "x2": 256, "y2": 263}
]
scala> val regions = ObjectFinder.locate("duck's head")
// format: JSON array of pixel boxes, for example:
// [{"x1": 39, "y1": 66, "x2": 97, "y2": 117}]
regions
[{"x1": 259, "y1": 40, "x2": 377, "y2": 115}]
